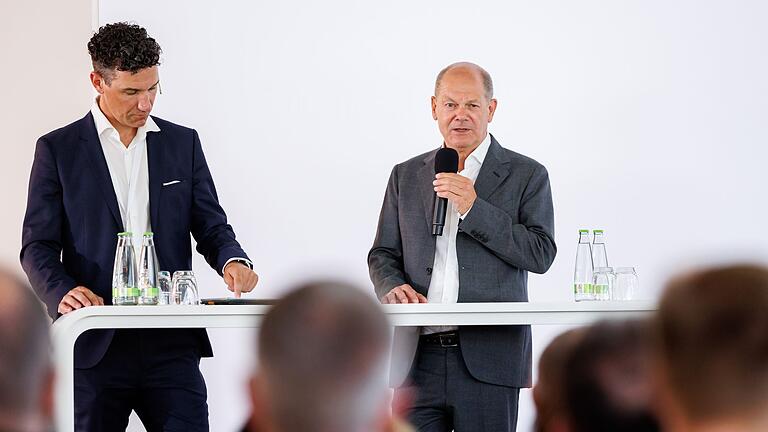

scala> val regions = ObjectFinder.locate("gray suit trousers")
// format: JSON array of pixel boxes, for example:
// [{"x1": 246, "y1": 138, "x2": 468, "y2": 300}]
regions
[{"x1": 398, "y1": 341, "x2": 519, "y2": 432}]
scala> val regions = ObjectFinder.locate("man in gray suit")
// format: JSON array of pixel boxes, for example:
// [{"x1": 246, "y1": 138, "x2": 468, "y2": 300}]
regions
[{"x1": 368, "y1": 62, "x2": 557, "y2": 431}]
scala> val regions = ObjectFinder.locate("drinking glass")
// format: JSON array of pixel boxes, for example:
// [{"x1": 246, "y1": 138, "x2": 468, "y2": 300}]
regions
[
  {"x1": 592, "y1": 267, "x2": 614, "y2": 301},
  {"x1": 158, "y1": 271, "x2": 172, "y2": 305},
  {"x1": 172, "y1": 270, "x2": 199, "y2": 305},
  {"x1": 613, "y1": 267, "x2": 639, "y2": 300}
]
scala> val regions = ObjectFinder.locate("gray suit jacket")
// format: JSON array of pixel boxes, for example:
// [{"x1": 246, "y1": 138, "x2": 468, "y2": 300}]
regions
[{"x1": 368, "y1": 134, "x2": 556, "y2": 388}]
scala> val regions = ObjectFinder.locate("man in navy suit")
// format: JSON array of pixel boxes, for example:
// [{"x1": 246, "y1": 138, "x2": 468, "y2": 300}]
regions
[{"x1": 20, "y1": 22, "x2": 259, "y2": 431}]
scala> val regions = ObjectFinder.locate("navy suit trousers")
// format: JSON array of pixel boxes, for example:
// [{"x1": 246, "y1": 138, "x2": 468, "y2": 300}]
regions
[{"x1": 74, "y1": 329, "x2": 209, "y2": 432}]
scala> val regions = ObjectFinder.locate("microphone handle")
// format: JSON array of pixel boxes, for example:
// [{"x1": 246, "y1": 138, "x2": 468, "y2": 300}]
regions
[{"x1": 432, "y1": 195, "x2": 448, "y2": 236}]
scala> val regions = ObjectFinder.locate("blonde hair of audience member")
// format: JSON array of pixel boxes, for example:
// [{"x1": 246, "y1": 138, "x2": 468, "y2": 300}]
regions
[
  {"x1": 245, "y1": 281, "x2": 412, "y2": 432},
  {"x1": 0, "y1": 268, "x2": 54, "y2": 432},
  {"x1": 533, "y1": 328, "x2": 585, "y2": 432},
  {"x1": 655, "y1": 265, "x2": 768, "y2": 432}
]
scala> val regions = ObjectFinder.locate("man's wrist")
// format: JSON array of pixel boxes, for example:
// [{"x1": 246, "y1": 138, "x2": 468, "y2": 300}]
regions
[
  {"x1": 223, "y1": 257, "x2": 253, "y2": 273},
  {"x1": 459, "y1": 201, "x2": 475, "y2": 219}
]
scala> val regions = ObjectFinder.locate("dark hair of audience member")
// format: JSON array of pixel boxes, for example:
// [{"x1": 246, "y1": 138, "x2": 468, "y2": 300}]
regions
[
  {"x1": 565, "y1": 319, "x2": 660, "y2": 432},
  {"x1": 534, "y1": 328, "x2": 585, "y2": 432}
]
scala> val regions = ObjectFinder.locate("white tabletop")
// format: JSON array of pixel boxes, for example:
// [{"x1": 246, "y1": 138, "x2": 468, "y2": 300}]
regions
[{"x1": 51, "y1": 300, "x2": 656, "y2": 431}]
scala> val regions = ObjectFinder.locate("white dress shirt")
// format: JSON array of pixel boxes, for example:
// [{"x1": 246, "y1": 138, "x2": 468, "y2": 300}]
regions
[
  {"x1": 91, "y1": 99, "x2": 158, "y2": 249},
  {"x1": 91, "y1": 99, "x2": 252, "y2": 274},
  {"x1": 422, "y1": 133, "x2": 491, "y2": 335}
]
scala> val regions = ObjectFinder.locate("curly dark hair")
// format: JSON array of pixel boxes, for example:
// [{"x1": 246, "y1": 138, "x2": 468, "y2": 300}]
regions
[{"x1": 88, "y1": 22, "x2": 162, "y2": 84}]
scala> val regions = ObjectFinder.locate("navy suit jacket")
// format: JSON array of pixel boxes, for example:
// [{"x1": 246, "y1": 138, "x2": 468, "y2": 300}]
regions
[{"x1": 21, "y1": 112, "x2": 250, "y2": 368}]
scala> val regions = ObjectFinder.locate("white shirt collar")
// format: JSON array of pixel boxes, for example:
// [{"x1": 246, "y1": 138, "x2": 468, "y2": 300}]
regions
[
  {"x1": 90, "y1": 98, "x2": 160, "y2": 139},
  {"x1": 464, "y1": 132, "x2": 492, "y2": 169}
]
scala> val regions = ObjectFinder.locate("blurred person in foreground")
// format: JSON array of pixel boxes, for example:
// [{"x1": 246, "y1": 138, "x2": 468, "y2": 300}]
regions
[
  {"x1": 533, "y1": 328, "x2": 585, "y2": 432},
  {"x1": 564, "y1": 319, "x2": 660, "y2": 432},
  {"x1": 243, "y1": 281, "x2": 413, "y2": 432},
  {"x1": 655, "y1": 265, "x2": 768, "y2": 432},
  {"x1": 0, "y1": 268, "x2": 54, "y2": 432}
]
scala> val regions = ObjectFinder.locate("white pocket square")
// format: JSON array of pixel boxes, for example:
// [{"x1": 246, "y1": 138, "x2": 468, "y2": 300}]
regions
[{"x1": 162, "y1": 180, "x2": 181, "y2": 186}]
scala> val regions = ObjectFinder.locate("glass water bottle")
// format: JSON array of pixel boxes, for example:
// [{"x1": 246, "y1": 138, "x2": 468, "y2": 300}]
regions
[
  {"x1": 573, "y1": 229, "x2": 594, "y2": 301},
  {"x1": 592, "y1": 229, "x2": 609, "y2": 269},
  {"x1": 138, "y1": 232, "x2": 160, "y2": 305},
  {"x1": 112, "y1": 232, "x2": 138, "y2": 305}
]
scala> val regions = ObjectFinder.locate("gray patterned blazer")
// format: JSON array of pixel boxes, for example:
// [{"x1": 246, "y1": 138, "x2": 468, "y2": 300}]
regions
[{"x1": 368, "y1": 134, "x2": 556, "y2": 388}]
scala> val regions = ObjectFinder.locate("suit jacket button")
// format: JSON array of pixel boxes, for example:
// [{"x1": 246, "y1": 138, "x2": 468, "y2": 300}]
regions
[{"x1": 426, "y1": 267, "x2": 432, "y2": 275}]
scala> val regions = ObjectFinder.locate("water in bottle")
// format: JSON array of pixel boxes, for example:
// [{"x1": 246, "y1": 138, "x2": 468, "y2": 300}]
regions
[
  {"x1": 138, "y1": 232, "x2": 160, "y2": 305},
  {"x1": 592, "y1": 229, "x2": 609, "y2": 269},
  {"x1": 112, "y1": 232, "x2": 139, "y2": 305},
  {"x1": 573, "y1": 229, "x2": 594, "y2": 301}
]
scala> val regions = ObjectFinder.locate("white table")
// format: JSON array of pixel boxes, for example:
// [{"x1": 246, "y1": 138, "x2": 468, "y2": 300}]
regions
[{"x1": 52, "y1": 301, "x2": 655, "y2": 431}]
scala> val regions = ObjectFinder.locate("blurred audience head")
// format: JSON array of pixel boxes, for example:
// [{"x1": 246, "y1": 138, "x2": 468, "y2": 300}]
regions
[
  {"x1": 533, "y1": 328, "x2": 585, "y2": 432},
  {"x1": 0, "y1": 268, "x2": 53, "y2": 432},
  {"x1": 565, "y1": 319, "x2": 659, "y2": 432},
  {"x1": 535, "y1": 319, "x2": 659, "y2": 432},
  {"x1": 655, "y1": 264, "x2": 768, "y2": 432},
  {"x1": 246, "y1": 280, "x2": 393, "y2": 432}
]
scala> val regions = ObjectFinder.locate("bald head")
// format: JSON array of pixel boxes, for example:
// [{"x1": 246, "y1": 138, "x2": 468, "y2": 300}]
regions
[
  {"x1": 435, "y1": 62, "x2": 494, "y2": 101},
  {"x1": 0, "y1": 268, "x2": 52, "y2": 430},
  {"x1": 253, "y1": 281, "x2": 390, "y2": 432}
]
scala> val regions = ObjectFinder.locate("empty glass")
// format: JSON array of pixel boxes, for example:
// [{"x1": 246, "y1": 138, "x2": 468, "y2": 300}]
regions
[
  {"x1": 172, "y1": 270, "x2": 199, "y2": 305},
  {"x1": 593, "y1": 267, "x2": 614, "y2": 301},
  {"x1": 613, "y1": 267, "x2": 639, "y2": 300},
  {"x1": 158, "y1": 271, "x2": 172, "y2": 305}
]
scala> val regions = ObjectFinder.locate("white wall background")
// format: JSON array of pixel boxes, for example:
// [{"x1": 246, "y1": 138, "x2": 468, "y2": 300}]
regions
[
  {"x1": 0, "y1": 0, "x2": 94, "y2": 269},
  {"x1": 96, "y1": 2, "x2": 768, "y2": 429},
  {"x1": 2, "y1": 0, "x2": 767, "y2": 431}
]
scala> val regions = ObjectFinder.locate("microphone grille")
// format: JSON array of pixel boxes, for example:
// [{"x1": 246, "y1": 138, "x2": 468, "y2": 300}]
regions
[{"x1": 434, "y1": 147, "x2": 459, "y2": 173}]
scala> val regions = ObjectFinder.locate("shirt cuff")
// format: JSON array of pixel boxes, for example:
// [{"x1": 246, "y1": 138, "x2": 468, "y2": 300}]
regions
[
  {"x1": 459, "y1": 203, "x2": 474, "y2": 220},
  {"x1": 222, "y1": 257, "x2": 253, "y2": 274}
]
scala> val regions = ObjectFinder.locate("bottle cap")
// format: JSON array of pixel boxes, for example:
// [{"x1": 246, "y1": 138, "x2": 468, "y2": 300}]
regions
[
  {"x1": 579, "y1": 229, "x2": 589, "y2": 234},
  {"x1": 118, "y1": 232, "x2": 131, "y2": 237},
  {"x1": 144, "y1": 231, "x2": 154, "y2": 236},
  {"x1": 593, "y1": 229, "x2": 604, "y2": 234}
]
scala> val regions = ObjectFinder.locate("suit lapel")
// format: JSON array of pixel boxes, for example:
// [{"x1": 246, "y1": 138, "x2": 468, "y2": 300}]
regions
[
  {"x1": 418, "y1": 150, "x2": 438, "y2": 231},
  {"x1": 473, "y1": 135, "x2": 511, "y2": 201},
  {"x1": 147, "y1": 127, "x2": 162, "y2": 231},
  {"x1": 80, "y1": 113, "x2": 124, "y2": 230}
]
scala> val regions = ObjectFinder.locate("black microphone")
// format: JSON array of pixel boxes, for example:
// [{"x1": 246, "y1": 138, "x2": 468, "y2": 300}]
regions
[{"x1": 432, "y1": 147, "x2": 459, "y2": 236}]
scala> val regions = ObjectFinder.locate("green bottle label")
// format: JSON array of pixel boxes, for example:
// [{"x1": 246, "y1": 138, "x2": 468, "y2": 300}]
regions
[
  {"x1": 574, "y1": 283, "x2": 593, "y2": 294},
  {"x1": 595, "y1": 284, "x2": 609, "y2": 295},
  {"x1": 115, "y1": 287, "x2": 139, "y2": 297},
  {"x1": 142, "y1": 287, "x2": 160, "y2": 297}
]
